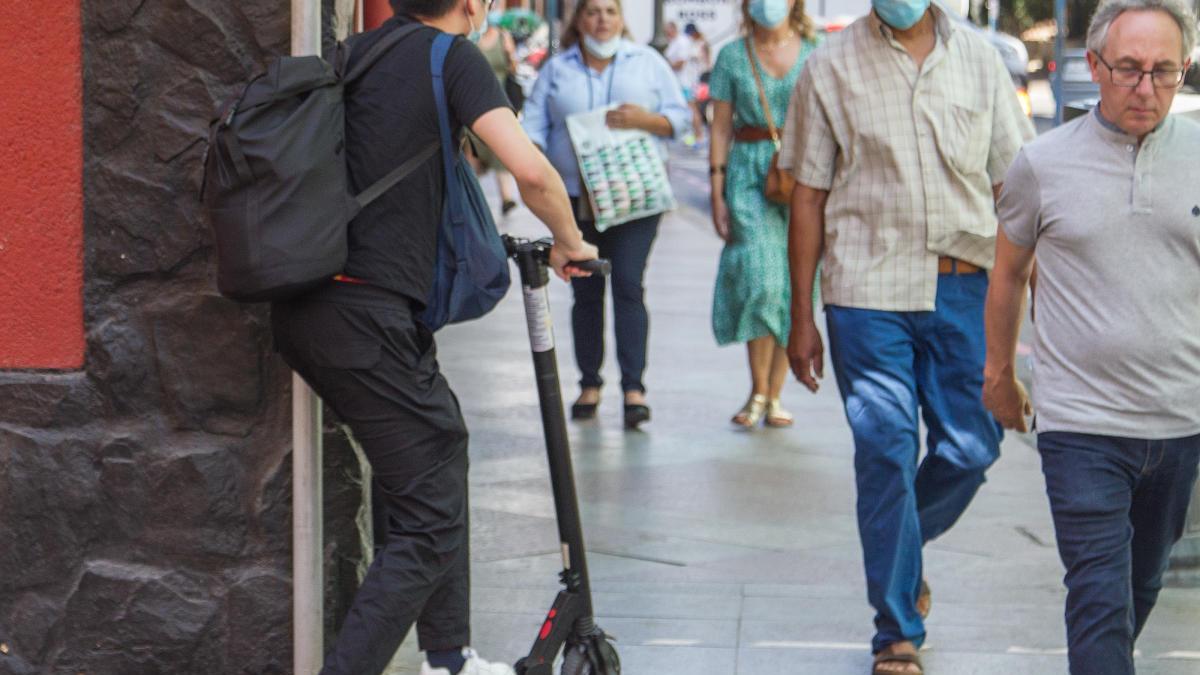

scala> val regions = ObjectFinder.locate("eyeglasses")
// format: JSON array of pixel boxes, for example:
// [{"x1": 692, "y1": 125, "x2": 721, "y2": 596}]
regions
[{"x1": 1092, "y1": 51, "x2": 1185, "y2": 88}]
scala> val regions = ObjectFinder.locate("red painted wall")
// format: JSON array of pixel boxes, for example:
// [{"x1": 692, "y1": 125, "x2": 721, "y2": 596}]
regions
[
  {"x1": 0, "y1": 0, "x2": 84, "y2": 369},
  {"x1": 364, "y1": 0, "x2": 391, "y2": 29}
]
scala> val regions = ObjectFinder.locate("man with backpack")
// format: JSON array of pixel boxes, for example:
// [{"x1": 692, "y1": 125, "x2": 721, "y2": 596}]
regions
[{"x1": 269, "y1": 1, "x2": 597, "y2": 674}]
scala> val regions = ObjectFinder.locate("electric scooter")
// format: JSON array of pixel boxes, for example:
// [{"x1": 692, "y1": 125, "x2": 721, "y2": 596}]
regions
[{"x1": 502, "y1": 235, "x2": 621, "y2": 675}]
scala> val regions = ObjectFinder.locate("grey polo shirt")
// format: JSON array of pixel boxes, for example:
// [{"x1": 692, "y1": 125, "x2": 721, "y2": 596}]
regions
[{"x1": 998, "y1": 108, "x2": 1200, "y2": 438}]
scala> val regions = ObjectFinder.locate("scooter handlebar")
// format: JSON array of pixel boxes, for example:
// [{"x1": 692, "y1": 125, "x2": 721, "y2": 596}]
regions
[
  {"x1": 565, "y1": 259, "x2": 611, "y2": 276},
  {"x1": 502, "y1": 234, "x2": 611, "y2": 277}
]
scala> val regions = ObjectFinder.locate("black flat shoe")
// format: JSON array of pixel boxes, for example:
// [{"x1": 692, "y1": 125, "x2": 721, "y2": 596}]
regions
[
  {"x1": 623, "y1": 404, "x2": 651, "y2": 429},
  {"x1": 501, "y1": 199, "x2": 518, "y2": 215},
  {"x1": 571, "y1": 402, "x2": 599, "y2": 420}
]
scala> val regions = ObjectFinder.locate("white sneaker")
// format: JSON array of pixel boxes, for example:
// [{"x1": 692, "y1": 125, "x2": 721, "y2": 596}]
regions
[{"x1": 419, "y1": 648, "x2": 516, "y2": 675}]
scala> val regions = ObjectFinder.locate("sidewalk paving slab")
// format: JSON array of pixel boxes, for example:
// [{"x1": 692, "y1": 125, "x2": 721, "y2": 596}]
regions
[{"x1": 382, "y1": 188, "x2": 1200, "y2": 674}]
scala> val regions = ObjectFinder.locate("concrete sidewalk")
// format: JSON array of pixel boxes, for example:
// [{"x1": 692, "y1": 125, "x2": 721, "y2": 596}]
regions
[{"x1": 386, "y1": 189, "x2": 1200, "y2": 674}]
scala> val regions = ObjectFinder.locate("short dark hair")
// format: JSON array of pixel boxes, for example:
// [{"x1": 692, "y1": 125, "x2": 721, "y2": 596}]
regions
[{"x1": 389, "y1": 0, "x2": 461, "y2": 18}]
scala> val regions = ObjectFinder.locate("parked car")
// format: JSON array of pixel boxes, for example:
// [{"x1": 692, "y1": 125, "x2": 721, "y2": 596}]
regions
[
  {"x1": 1186, "y1": 43, "x2": 1200, "y2": 89},
  {"x1": 982, "y1": 29, "x2": 1033, "y2": 116},
  {"x1": 1055, "y1": 48, "x2": 1101, "y2": 110},
  {"x1": 983, "y1": 29, "x2": 1031, "y2": 87}
]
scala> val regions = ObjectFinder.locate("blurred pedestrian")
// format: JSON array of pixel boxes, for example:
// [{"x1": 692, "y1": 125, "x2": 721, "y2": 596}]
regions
[
  {"x1": 709, "y1": 0, "x2": 819, "y2": 428},
  {"x1": 683, "y1": 23, "x2": 712, "y2": 142},
  {"x1": 464, "y1": 10, "x2": 520, "y2": 216},
  {"x1": 781, "y1": 0, "x2": 1034, "y2": 669},
  {"x1": 664, "y1": 21, "x2": 690, "y2": 76},
  {"x1": 271, "y1": 1, "x2": 598, "y2": 674},
  {"x1": 985, "y1": 1, "x2": 1199, "y2": 672},
  {"x1": 522, "y1": 0, "x2": 690, "y2": 429}
]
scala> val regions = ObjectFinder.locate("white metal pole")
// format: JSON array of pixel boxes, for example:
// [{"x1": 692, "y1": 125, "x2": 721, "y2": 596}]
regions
[{"x1": 291, "y1": 3, "x2": 324, "y2": 674}]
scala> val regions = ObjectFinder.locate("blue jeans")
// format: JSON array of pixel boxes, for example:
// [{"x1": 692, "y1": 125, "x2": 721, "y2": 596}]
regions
[
  {"x1": 825, "y1": 272, "x2": 1002, "y2": 653},
  {"x1": 1038, "y1": 431, "x2": 1200, "y2": 675},
  {"x1": 571, "y1": 205, "x2": 660, "y2": 393}
]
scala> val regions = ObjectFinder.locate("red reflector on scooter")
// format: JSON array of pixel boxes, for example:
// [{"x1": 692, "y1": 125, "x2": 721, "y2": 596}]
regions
[{"x1": 539, "y1": 620, "x2": 554, "y2": 640}]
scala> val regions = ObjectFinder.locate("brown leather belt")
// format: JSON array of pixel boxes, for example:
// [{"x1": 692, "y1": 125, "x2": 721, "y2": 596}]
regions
[
  {"x1": 733, "y1": 126, "x2": 775, "y2": 143},
  {"x1": 938, "y1": 257, "x2": 982, "y2": 275}
]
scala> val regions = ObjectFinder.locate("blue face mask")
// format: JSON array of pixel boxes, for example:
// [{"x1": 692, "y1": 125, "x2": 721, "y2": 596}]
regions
[
  {"x1": 748, "y1": 0, "x2": 790, "y2": 28},
  {"x1": 468, "y1": 3, "x2": 489, "y2": 42},
  {"x1": 872, "y1": 0, "x2": 930, "y2": 30}
]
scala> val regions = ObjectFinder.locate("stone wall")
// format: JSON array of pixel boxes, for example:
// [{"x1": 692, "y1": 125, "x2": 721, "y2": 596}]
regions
[{"x1": 0, "y1": 1, "x2": 369, "y2": 673}]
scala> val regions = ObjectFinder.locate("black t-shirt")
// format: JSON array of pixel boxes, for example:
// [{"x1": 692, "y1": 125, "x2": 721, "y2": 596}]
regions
[{"x1": 342, "y1": 17, "x2": 511, "y2": 304}]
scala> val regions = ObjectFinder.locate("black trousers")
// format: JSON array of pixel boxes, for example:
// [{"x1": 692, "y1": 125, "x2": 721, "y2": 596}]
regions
[
  {"x1": 570, "y1": 198, "x2": 661, "y2": 393},
  {"x1": 272, "y1": 282, "x2": 470, "y2": 675}
]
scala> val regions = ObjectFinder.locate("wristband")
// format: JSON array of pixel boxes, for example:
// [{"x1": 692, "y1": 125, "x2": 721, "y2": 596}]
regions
[{"x1": 709, "y1": 165, "x2": 726, "y2": 176}]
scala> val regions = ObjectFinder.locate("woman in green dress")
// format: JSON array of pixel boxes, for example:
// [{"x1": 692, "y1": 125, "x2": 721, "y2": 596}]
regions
[{"x1": 709, "y1": 0, "x2": 818, "y2": 428}]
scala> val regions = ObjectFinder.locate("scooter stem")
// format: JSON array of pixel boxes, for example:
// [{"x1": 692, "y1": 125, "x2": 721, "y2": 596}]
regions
[{"x1": 505, "y1": 236, "x2": 600, "y2": 618}]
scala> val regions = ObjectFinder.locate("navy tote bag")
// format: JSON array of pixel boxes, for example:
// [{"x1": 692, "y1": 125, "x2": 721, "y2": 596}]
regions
[{"x1": 419, "y1": 32, "x2": 511, "y2": 331}]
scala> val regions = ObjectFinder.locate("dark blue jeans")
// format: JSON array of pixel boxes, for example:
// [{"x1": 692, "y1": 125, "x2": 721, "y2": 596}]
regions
[
  {"x1": 1038, "y1": 431, "x2": 1200, "y2": 675},
  {"x1": 825, "y1": 272, "x2": 1002, "y2": 653},
  {"x1": 571, "y1": 205, "x2": 660, "y2": 393}
]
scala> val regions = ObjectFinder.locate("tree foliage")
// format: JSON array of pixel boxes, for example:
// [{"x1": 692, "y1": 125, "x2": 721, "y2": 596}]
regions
[{"x1": 991, "y1": 0, "x2": 1100, "y2": 42}]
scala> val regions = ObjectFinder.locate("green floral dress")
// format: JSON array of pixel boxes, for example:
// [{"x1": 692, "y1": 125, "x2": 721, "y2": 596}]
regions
[{"x1": 710, "y1": 36, "x2": 817, "y2": 347}]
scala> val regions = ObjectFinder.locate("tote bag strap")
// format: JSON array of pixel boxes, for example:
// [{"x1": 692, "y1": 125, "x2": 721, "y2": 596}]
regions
[
  {"x1": 743, "y1": 38, "x2": 780, "y2": 149},
  {"x1": 431, "y1": 34, "x2": 464, "y2": 222},
  {"x1": 431, "y1": 33, "x2": 471, "y2": 264}
]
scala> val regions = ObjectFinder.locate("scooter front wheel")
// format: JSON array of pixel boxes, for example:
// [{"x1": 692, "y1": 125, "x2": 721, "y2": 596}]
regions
[
  {"x1": 560, "y1": 639, "x2": 620, "y2": 675},
  {"x1": 560, "y1": 645, "x2": 591, "y2": 675}
]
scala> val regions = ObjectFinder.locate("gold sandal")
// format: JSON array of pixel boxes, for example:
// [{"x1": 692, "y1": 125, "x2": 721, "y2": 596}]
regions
[
  {"x1": 732, "y1": 394, "x2": 768, "y2": 428},
  {"x1": 765, "y1": 399, "x2": 794, "y2": 427}
]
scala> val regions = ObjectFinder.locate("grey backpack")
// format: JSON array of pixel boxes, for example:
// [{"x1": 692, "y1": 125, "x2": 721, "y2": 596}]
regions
[{"x1": 202, "y1": 23, "x2": 436, "y2": 302}]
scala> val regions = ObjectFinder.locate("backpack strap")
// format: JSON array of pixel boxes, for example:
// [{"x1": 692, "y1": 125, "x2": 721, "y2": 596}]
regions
[
  {"x1": 354, "y1": 141, "x2": 438, "y2": 208},
  {"x1": 342, "y1": 22, "x2": 425, "y2": 84},
  {"x1": 347, "y1": 23, "x2": 438, "y2": 208},
  {"x1": 430, "y1": 33, "x2": 462, "y2": 219}
]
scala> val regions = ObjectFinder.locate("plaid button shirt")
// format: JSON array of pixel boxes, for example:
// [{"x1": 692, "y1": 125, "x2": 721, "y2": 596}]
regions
[{"x1": 778, "y1": 7, "x2": 1035, "y2": 311}]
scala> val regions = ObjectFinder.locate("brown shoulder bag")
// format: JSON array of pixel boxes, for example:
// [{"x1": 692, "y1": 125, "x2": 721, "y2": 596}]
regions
[{"x1": 744, "y1": 39, "x2": 796, "y2": 206}]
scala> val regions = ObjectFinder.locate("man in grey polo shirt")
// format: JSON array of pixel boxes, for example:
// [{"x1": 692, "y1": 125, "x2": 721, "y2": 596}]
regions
[{"x1": 984, "y1": 0, "x2": 1199, "y2": 672}]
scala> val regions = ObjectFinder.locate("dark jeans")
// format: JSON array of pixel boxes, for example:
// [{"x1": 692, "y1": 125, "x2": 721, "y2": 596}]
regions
[
  {"x1": 271, "y1": 282, "x2": 470, "y2": 675},
  {"x1": 1038, "y1": 431, "x2": 1200, "y2": 675},
  {"x1": 571, "y1": 201, "x2": 660, "y2": 393},
  {"x1": 824, "y1": 272, "x2": 1002, "y2": 653}
]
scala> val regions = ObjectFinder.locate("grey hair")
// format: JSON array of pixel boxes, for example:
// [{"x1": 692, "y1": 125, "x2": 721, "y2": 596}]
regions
[{"x1": 1086, "y1": 0, "x2": 1198, "y2": 61}]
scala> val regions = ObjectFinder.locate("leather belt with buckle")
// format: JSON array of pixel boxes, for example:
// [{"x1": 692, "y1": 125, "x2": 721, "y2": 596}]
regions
[{"x1": 937, "y1": 257, "x2": 982, "y2": 275}]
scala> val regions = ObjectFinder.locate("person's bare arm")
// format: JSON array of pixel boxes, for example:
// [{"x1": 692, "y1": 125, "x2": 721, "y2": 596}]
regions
[
  {"x1": 606, "y1": 105, "x2": 674, "y2": 138},
  {"x1": 994, "y1": 181, "x2": 1037, "y2": 320},
  {"x1": 786, "y1": 184, "x2": 828, "y2": 392},
  {"x1": 983, "y1": 229, "x2": 1036, "y2": 431},
  {"x1": 708, "y1": 100, "x2": 734, "y2": 242},
  {"x1": 472, "y1": 108, "x2": 597, "y2": 277}
]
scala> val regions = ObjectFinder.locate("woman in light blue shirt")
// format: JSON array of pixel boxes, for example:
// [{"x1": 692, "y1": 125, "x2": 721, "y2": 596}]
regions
[{"x1": 522, "y1": 0, "x2": 689, "y2": 430}]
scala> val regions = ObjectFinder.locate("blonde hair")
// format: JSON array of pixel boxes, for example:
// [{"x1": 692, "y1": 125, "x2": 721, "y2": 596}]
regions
[
  {"x1": 562, "y1": 0, "x2": 633, "y2": 50},
  {"x1": 741, "y1": 0, "x2": 817, "y2": 41}
]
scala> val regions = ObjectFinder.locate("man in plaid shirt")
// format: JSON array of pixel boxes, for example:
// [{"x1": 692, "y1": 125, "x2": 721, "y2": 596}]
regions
[{"x1": 779, "y1": 0, "x2": 1034, "y2": 671}]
